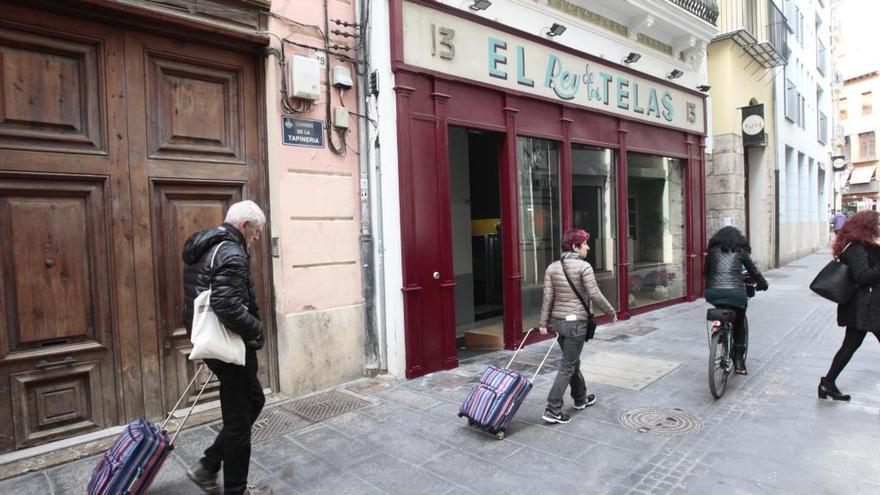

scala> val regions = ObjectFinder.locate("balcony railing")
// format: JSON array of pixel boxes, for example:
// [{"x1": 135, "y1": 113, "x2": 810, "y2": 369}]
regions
[
  {"x1": 817, "y1": 39, "x2": 827, "y2": 76},
  {"x1": 716, "y1": 0, "x2": 787, "y2": 67},
  {"x1": 818, "y1": 111, "x2": 828, "y2": 145},
  {"x1": 668, "y1": 0, "x2": 720, "y2": 26}
]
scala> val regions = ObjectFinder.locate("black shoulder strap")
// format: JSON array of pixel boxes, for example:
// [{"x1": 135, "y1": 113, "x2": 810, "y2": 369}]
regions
[{"x1": 561, "y1": 259, "x2": 594, "y2": 317}]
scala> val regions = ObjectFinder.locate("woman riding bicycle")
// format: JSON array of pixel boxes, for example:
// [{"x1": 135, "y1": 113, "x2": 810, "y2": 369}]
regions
[{"x1": 704, "y1": 226, "x2": 769, "y2": 375}]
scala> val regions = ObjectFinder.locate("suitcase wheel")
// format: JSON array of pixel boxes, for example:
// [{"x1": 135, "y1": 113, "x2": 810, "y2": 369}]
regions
[{"x1": 495, "y1": 431, "x2": 505, "y2": 440}]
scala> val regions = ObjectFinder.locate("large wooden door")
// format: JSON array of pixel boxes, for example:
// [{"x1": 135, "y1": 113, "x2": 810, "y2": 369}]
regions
[
  {"x1": 0, "y1": 7, "x2": 132, "y2": 451},
  {"x1": 0, "y1": 5, "x2": 270, "y2": 453},
  {"x1": 122, "y1": 30, "x2": 272, "y2": 415}
]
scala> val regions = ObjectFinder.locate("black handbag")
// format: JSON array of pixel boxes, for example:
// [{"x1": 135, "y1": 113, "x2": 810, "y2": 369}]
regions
[
  {"x1": 561, "y1": 259, "x2": 597, "y2": 341},
  {"x1": 809, "y1": 242, "x2": 858, "y2": 304}
]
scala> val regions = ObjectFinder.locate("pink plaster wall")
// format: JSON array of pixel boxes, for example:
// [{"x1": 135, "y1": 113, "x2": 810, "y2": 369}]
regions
[{"x1": 267, "y1": 0, "x2": 363, "y2": 314}]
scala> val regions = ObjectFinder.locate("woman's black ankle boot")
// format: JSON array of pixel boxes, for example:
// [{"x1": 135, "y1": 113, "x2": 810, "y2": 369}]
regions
[
  {"x1": 818, "y1": 377, "x2": 851, "y2": 401},
  {"x1": 733, "y1": 346, "x2": 748, "y2": 375}
]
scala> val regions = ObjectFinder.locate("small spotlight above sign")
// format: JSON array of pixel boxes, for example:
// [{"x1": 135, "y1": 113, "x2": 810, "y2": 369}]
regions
[
  {"x1": 623, "y1": 52, "x2": 641, "y2": 64},
  {"x1": 667, "y1": 69, "x2": 684, "y2": 80},
  {"x1": 546, "y1": 23, "x2": 567, "y2": 37},
  {"x1": 469, "y1": 0, "x2": 491, "y2": 11},
  {"x1": 696, "y1": 85, "x2": 711, "y2": 92}
]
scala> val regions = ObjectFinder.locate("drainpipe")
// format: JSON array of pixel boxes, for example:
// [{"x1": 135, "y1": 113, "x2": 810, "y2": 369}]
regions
[
  {"x1": 373, "y1": 138, "x2": 388, "y2": 371},
  {"x1": 772, "y1": 65, "x2": 781, "y2": 268},
  {"x1": 354, "y1": 0, "x2": 380, "y2": 376}
]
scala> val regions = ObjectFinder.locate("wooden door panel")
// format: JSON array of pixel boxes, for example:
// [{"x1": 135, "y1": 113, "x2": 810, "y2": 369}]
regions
[
  {"x1": 0, "y1": 177, "x2": 111, "y2": 355},
  {"x1": 152, "y1": 181, "x2": 241, "y2": 406},
  {"x1": 10, "y1": 360, "x2": 105, "y2": 449},
  {"x1": 8, "y1": 196, "x2": 92, "y2": 345},
  {"x1": 0, "y1": 22, "x2": 105, "y2": 153},
  {"x1": 125, "y1": 29, "x2": 272, "y2": 417},
  {"x1": 145, "y1": 52, "x2": 244, "y2": 163},
  {"x1": 0, "y1": 176, "x2": 117, "y2": 451}
]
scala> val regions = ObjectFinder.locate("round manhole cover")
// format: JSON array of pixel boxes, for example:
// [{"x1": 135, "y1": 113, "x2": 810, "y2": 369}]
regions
[{"x1": 619, "y1": 407, "x2": 702, "y2": 436}]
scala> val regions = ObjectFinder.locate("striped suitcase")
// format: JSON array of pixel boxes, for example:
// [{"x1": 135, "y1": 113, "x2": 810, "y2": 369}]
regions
[
  {"x1": 458, "y1": 328, "x2": 557, "y2": 439},
  {"x1": 87, "y1": 364, "x2": 214, "y2": 495}
]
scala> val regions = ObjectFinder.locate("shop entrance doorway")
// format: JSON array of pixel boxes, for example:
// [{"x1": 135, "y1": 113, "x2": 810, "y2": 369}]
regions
[{"x1": 448, "y1": 127, "x2": 504, "y2": 361}]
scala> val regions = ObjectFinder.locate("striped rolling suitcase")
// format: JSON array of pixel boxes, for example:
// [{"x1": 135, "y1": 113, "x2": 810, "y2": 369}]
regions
[
  {"x1": 87, "y1": 364, "x2": 214, "y2": 495},
  {"x1": 458, "y1": 328, "x2": 557, "y2": 439}
]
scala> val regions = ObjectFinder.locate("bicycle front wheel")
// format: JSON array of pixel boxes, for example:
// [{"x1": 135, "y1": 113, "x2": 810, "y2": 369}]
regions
[{"x1": 708, "y1": 329, "x2": 729, "y2": 399}]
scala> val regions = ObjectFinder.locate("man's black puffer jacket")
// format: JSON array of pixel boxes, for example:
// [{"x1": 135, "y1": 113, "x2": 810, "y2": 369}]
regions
[{"x1": 182, "y1": 223, "x2": 262, "y2": 346}]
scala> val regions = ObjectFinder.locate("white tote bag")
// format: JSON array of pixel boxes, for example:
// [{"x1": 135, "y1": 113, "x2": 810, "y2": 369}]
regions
[{"x1": 189, "y1": 242, "x2": 246, "y2": 366}]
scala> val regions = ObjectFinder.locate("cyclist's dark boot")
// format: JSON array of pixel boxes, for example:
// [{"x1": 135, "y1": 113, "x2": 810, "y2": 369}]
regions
[
  {"x1": 818, "y1": 377, "x2": 851, "y2": 401},
  {"x1": 733, "y1": 346, "x2": 748, "y2": 375}
]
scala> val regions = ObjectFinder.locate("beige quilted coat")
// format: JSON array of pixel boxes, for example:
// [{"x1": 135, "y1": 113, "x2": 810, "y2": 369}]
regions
[{"x1": 539, "y1": 252, "x2": 616, "y2": 328}]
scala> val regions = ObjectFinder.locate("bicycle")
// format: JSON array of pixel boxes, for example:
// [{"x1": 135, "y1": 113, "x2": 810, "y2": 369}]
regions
[{"x1": 706, "y1": 279, "x2": 755, "y2": 399}]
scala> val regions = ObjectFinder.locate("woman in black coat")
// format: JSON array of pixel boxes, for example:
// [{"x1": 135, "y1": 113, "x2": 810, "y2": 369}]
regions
[
  {"x1": 704, "y1": 226, "x2": 769, "y2": 375},
  {"x1": 822, "y1": 209, "x2": 880, "y2": 401}
]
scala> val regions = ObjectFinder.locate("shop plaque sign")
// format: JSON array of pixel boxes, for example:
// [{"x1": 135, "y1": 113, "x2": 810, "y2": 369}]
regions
[
  {"x1": 282, "y1": 117, "x2": 324, "y2": 148},
  {"x1": 401, "y1": 1, "x2": 706, "y2": 134},
  {"x1": 740, "y1": 104, "x2": 765, "y2": 146}
]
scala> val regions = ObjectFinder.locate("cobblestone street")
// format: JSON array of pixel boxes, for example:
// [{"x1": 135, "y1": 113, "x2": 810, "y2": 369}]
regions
[{"x1": 4, "y1": 248, "x2": 879, "y2": 494}]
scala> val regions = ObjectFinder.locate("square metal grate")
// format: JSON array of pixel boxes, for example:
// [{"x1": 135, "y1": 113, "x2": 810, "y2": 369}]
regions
[
  {"x1": 210, "y1": 407, "x2": 312, "y2": 444},
  {"x1": 282, "y1": 390, "x2": 372, "y2": 422},
  {"x1": 581, "y1": 351, "x2": 681, "y2": 391}
]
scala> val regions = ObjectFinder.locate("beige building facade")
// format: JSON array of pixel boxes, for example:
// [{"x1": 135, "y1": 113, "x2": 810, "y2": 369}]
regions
[
  {"x1": 707, "y1": 0, "x2": 786, "y2": 269},
  {"x1": 838, "y1": 72, "x2": 880, "y2": 209}
]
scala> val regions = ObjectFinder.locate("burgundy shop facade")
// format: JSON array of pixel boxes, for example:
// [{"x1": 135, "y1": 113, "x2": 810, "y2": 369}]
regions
[{"x1": 391, "y1": 0, "x2": 707, "y2": 379}]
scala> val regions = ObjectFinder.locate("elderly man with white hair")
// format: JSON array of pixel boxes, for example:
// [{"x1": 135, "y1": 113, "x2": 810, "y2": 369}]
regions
[{"x1": 181, "y1": 200, "x2": 271, "y2": 495}]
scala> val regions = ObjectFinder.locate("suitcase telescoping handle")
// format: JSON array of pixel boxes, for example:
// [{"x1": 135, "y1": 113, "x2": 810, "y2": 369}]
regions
[
  {"x1": 160, "y1": 363, "x2": 215, "y2": 445},
  {"x1": 505, "y1": 327, "x2": 558, "y2": 381}
]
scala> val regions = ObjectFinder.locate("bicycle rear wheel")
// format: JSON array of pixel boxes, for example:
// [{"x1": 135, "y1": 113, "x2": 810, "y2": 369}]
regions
[{"x1": 708, "y1": 329, "x2": 730, "y2": 399}]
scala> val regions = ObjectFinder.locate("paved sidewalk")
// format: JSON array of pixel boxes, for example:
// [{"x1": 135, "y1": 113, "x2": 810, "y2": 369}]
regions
[{"x1": 4, "y1": 249, "x2": 880, "y2": 494}]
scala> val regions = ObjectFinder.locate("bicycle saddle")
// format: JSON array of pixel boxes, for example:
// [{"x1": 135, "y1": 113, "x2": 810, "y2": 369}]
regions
[{"x1": 706, "y1": 308, "x2": 736, "y2": 323}]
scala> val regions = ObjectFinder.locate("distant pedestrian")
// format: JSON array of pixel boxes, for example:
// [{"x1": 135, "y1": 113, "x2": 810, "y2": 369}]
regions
[
  {"x1": 703, "y1": 226, "x2": 768, "y2": 375},
  {"x1": 538, "y1": 228, "x2": 616, "y2": 424},
  {"x1": 183, "y1": 200, "x2": 272, "y2": 495},
  {"x1": 832, "y1": 210, "x2": 847, "y2": 235},
  {"x1": 821, "y1": 210, "x2": 880, "y2": 402}
]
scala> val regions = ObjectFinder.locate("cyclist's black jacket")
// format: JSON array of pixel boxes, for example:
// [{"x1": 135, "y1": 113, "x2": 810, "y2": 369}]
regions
[
  {"x1": 182, "y1": 223, "x2": 263, "y2": 346},
  {"x1": 838, "y1": 242, "x2": 880, "y2": 329},
  {"x1": 704, "y1": 247, "x2": 768, "y2": 291}
]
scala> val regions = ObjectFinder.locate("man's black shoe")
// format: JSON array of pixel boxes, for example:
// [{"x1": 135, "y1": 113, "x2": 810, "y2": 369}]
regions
[{"x1": 186, "y1": 463, "x2": 220, "y2": 495}]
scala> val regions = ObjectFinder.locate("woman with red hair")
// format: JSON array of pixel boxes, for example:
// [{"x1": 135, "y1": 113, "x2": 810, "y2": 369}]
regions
[
  {"x1": 538, "y1": 228, "x2": 616, "y2": 424},
  {"x1": 822, "y1": 209, "x2": 880, "y2": 401}
]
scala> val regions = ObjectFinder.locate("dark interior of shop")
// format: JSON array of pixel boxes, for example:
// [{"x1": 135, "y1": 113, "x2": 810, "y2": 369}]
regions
[{"x1": 448, "y1": 127, "x2": 504, "y2": 361}]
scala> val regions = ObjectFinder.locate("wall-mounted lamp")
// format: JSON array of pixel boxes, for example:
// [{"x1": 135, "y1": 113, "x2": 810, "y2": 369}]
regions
[
  {"x1": 667, "y1": 69, "x2": 684, "y2": 80},
  {"x1": 469, "y1": 0, "x2": 492, "y2": 11},
  {"x1": 696, "y1": 84, "x2": 711, "y2": 92},
  {"x1": 546, "y1": 23, "x2": 567, "y2": 37},
  {"x1": 623, "y1": 52, "x2": 642, "y2": 64}
]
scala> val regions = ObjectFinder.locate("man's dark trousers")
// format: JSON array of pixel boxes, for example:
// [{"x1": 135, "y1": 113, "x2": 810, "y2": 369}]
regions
[{"x1": 200, "y1": 348, "x2": 264, "y2": 494}]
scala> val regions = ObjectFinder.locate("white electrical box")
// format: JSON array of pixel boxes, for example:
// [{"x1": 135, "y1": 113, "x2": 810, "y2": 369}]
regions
[
  {"x1": 333, "y1": 106, "x2": 349, "y2": 129},
  {"x1": 332, "y1": 65, "x2": 353, "y2": 89},
  {"x1": 290, "y1": 55, "x2": 321, "y2": 100}
]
